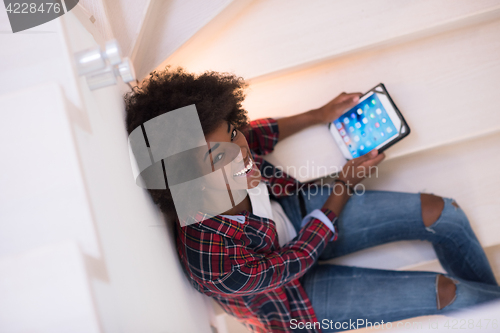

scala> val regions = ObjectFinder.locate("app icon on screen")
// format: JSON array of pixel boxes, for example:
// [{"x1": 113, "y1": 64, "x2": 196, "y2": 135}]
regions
[
  {"x1": 355, "y1": 122, "x2": 361, "y2": 129},
  {"x1": 387, "y1": 127, "x2": 393, "y2": 133},
  {"x1": 375, "y1": 122, "x2": 380, "y2": 128},
  {"x1": 344, "y1": 118, "x2": 350, "y2": 124},
  {"x1": 366, "y1": 141, "x2": 372, "y2": 146},
  {"x1": 357, "y1": 109, "x2": 363, "y2": 115},
  {"x1": 343, "y1": 136, "x2": 350, "y2": 143},
  {"x1": 360, "y1": 145, "x2": 365, "y2": 150},
  {"x1": 354, "y1": 135, "x2": 360, "y2": 142},
  {"x1": 350, "y1": 113, "x2": 356, "y2": 119},
  {"x1": 340, "y1": 129, "x2": 346, "y2": 136},
  {"x1": 376, "y1": 108, "x2": 382, "y2": 115},
  {"x1": 370, "y1": 113, "x2": 375, "y2": 118},
  {"x1": 335, "y1": 122, "x2": 342, "y2": 129},
  {"x1": 382, "y1": 118, "x2": 386, "y2": 123},
  {"x1": 361, "y1": 131, "x2": 366, "y2": 137},
  {"x1": 349, "y1": 126, "x2": 354, "y2": 132},
  {"x1": 362, "y1": 118, "x2": 368, "y2": 124},
  {"x1": 380, "y1": 132, "x2": 385, "y2": 137},
  {"x1": 371, "y1": 99, "x2": 376, "y2": 105}
]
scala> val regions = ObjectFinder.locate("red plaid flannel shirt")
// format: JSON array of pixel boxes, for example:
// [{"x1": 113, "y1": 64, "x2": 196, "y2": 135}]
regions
[{"x1": 176, "y1": 118, "x2": 337, "y2": 332}]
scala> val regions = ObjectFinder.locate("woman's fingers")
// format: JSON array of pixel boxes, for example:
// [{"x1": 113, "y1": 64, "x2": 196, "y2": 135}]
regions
[
  {"x1": 341, "y1": 92, "x2": 363, "y2": 98},
  {"x1": 340, "y1": 149, "x2": 385, "y2": 186},
  {"x1": 374, "y1": 152, "x2": 386, "y2": 164},
  {"x1": 361, "y1": 151, "x2": 385, "y2": 167},
  {"x1": 331, "y1": 93, "x2": 361, "y2": 113},
  {"x1": 345, "y1": 93, "x2": 362, "y2": 103},
  {"x1": 351, "y1": 149, "x2": 378, "y2": 166},
  {"x1": 337, "y1": 97, "x2": 359, "y2": 113},
  {"x1": 361, "y1": 153, "x2": 385, "y2": 177},
  {"x1": 336, "y1": 92, "x2": 363, "y2": 103}
]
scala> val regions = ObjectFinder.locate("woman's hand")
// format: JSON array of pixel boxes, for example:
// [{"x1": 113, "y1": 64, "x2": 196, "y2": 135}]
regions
[
  {"x1": 338, "y1": 149, "x2": 386, "y2": 187},
  {"x1": 313, "y1": 92, "x2": 362, "y2": 123},
  {"x1": 322, "y1": 149, "x2": 385, "y2": 216}
]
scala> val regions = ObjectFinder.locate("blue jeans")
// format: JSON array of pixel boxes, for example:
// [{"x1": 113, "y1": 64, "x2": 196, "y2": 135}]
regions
[{"x1": 276, "y1": 188, "x2": 500, "y2": 332}]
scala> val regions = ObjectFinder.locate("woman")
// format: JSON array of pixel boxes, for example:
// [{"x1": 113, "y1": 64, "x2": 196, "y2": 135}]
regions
[{"x1": 125, "y1": 67, "x2": 500, "y2": 333}]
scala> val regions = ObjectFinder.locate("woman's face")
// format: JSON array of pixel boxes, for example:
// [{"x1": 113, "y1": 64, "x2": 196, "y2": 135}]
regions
[{"x1": 204, "y1": 121, "x2": 262, "y2": 190}]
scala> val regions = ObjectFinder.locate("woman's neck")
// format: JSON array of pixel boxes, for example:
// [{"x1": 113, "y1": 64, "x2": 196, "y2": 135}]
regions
[{"x1": 220, "y1": 193, "x2": 252, "y2": 215}]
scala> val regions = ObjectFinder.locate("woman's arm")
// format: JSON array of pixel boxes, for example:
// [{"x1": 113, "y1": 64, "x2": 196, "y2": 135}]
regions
[{"x1": 277, "y1": 92, "x2": 361, "y2": 141}]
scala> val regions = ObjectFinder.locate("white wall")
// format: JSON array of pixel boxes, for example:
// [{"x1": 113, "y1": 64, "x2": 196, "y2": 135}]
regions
[{"x1": 0, "y1": 6, "x2": 212, "y2": 333}]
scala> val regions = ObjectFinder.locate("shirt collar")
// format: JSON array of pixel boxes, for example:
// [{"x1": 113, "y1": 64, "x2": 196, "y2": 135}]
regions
[{"x1": 181, "y1": 210, "x2": 249, "y2": 240}]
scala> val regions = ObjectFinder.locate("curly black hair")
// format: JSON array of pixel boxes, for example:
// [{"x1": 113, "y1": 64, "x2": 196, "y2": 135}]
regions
[{"x1": 124, "y1": 66, "x2": 249, "y2": 220}]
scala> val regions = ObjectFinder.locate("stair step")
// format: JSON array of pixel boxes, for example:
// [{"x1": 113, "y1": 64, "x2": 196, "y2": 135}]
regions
[{"x1": 163, "y1": 0, "x2": 500, "y2": 80}]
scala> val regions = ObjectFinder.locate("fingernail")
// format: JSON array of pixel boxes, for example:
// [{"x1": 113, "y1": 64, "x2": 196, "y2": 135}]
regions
[{"x1": 371, "y1": 150, "x2": 378, "y2": 156}]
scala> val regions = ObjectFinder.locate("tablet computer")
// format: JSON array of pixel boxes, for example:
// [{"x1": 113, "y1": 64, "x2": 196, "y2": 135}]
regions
[{"x1": 329, "y1": 83, "x2": 410, "y2": 160}]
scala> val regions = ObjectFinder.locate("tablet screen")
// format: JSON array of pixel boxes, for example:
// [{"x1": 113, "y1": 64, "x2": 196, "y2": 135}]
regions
[{"x1": 332, "y1": 93, "x2": 398, "y2": 157}]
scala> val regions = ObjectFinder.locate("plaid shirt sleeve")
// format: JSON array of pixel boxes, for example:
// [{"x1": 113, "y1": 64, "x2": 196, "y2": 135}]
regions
[
  {"x1": 242, "y1": 118, "x2": 280, "y2": 156},
  {"x1": 189, "y1": 208, "x2": 335, "y2": 296},
  {"x1": 243, "y1": 117, "x2": 306, "y2": 197}
]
